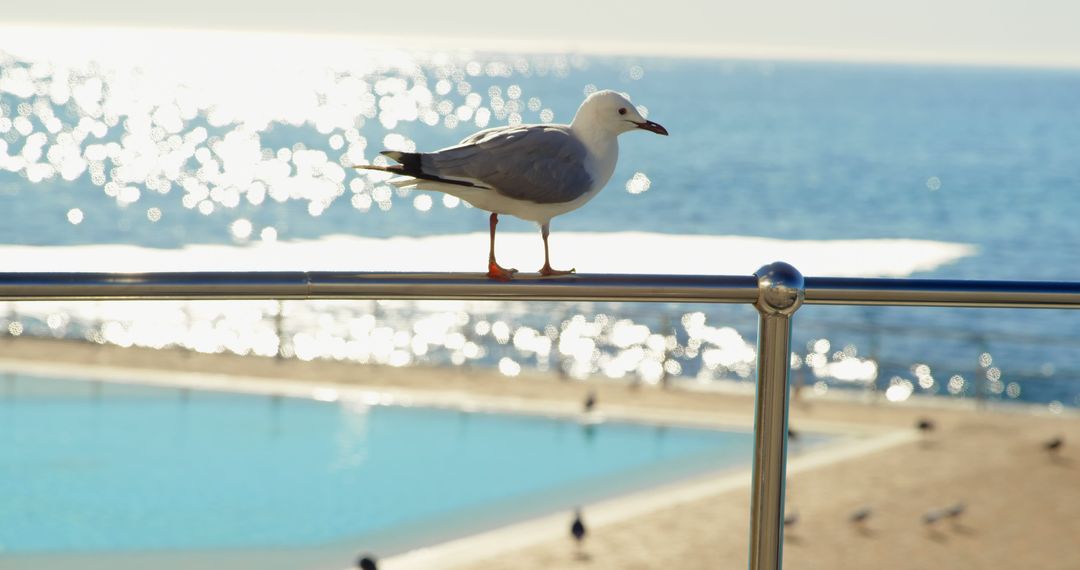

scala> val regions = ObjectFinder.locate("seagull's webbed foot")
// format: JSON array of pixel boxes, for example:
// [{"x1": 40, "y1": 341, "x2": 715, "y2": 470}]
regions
[
  {"x1": 539, "y1": 265, "x2": 576, "y2": 277},
  {"x1": 487, "y1": 262, "x2": 519, "y2": 281}
]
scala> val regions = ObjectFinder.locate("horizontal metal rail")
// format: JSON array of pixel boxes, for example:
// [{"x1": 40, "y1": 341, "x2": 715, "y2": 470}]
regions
[
  {"x1": 805, "y1": 276, "x2": 1080, "y2": 308},
  {"x1": 3, "y1": 263, "x2": 1079, "y2": 570},
  {"x1": 1, "y1": 271, "x2": 1080, "y2": 307},
  {"x1": 0, "y1": 272, "x2": 761, "y2": 303}
]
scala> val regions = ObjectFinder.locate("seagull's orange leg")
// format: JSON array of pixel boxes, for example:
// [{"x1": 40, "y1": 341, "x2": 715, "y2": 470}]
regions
[
  {"x1": 539, "y1": 222, "x2": 575, "y2": 277},
  {"x1": 487, "y1": 213, "x2": 518, "y2": 281}
]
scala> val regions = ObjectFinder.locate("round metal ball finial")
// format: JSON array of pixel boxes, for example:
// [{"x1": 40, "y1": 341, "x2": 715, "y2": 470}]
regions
[{"x1": 754, "y1": 262, "x2": 805, "y2": 315}]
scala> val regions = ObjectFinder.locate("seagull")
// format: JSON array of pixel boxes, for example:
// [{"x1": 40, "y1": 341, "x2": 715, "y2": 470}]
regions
[
  {"x1": 583, "y1": 390, "x2": 597, "y2": 413},
  {"x1": 916, "y1": 418, "x2": 935, "y2": 433},
  {"x1": 944, "y1": 502, "x2": 966, "y2": 521},
  {"x1": 783, "y1": 510, "x2": 799, "y2": 527},
  {"x1": 570, "y1": 508, "x2": 587, "y2": 552},
  {"x1": 849, "y1": 506, "x2": 872, "y2": 526},
  {"x1": 922, "y1": 509, "x2": 944, "y2": 526},
  {"x1": 354, "y1": 90, "x2": 668, "y2": 280},
  {"x1": 1045, "y1": 436, "x2": 1064, "y2": 455}
]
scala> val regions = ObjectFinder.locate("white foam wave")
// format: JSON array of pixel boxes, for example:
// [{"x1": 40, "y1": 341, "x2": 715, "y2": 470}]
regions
[{"x1": 2, "y1": 232, "x2": 975, "y2": 277}]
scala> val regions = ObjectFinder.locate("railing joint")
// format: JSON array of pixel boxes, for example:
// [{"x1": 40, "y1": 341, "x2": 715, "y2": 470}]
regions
[{"x1": 748, "y1": 261, "x2": 805, "y2": 570}]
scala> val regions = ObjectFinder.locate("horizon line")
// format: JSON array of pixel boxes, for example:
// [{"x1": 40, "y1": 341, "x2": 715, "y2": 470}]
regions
[{"x1": 1, "y1": 22, "x2": 1079, "y2": 71}]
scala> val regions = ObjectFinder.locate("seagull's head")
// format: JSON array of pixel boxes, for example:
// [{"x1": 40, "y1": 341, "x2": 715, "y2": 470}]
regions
[{"x1": 574, "y1": 90, "x2": 668, "y2": 137}]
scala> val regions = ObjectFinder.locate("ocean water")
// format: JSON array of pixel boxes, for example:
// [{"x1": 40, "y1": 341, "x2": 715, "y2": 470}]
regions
[
  {"x1": 1, "y1": 27, "x2": 1079, "y2": 407},
  {"x1": 0, "y1": 373, "x2": 761, "y2": 559}
]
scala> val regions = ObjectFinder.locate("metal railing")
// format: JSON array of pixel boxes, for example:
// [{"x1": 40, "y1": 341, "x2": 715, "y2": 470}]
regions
[{"x1": 3, "y1": 262, "x2": 1080, "y2": 570}]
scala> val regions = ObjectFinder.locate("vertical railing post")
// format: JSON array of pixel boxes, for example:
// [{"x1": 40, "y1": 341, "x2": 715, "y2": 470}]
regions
[{"x1": 748, "y1": 262, "x2": 805, "y2": 570}]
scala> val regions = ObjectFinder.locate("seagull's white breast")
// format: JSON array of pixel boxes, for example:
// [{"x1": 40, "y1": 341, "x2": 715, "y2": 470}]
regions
[{"x1": 580, "y1": 130, "x2": 619, "y2": 195}]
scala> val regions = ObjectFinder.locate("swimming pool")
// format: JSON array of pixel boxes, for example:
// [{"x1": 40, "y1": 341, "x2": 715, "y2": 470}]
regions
[{"x1": 1, "y1": 373, "x2": 763, "y2": 564}]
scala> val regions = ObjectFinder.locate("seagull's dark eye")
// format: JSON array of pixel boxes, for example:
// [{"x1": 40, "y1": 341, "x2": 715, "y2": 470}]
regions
[{"x1": 618, "y1": 107, "x2": 627, "y2": 115}]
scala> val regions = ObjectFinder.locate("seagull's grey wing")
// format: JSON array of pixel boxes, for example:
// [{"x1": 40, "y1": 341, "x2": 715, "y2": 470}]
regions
[
  {"x1": 457, "y1": 125, "x2": 518, "y2": 146},
  {"x1": 421, "y1": 126, "x2": 594, "y2": 204}
]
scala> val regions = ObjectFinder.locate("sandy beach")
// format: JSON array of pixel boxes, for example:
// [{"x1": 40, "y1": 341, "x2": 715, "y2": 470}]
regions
[{"x1": 3, "y1": 336, "x2": 1079, "y2": 570}]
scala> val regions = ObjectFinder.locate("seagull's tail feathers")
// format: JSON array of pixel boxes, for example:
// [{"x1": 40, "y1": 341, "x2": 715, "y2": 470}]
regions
[
  {"x1": 351, "y1": 150, "x2": 486, "y2": 190},
  {"x1": 349, "y1": 163, "x2": 419, "y2": 188},
  {"x1": 388, "y1": 177, "x2": 420, "y2": 188},
  {"x1": 349, "y1": 150, "x2": 420, "y2": 177},
  {"x1": 379, "y1": 150, "x2": 421, "y2": 173}
]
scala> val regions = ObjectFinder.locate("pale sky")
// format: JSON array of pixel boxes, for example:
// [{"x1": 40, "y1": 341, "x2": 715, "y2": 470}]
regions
[{"x1": 6, "y1": 0, "x2": 1080, "y2": 66}]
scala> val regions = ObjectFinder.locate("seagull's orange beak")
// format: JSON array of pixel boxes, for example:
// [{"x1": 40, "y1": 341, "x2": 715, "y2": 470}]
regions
[{"x1": 635, "y1": 120, "x2": 668, "y2": 136}]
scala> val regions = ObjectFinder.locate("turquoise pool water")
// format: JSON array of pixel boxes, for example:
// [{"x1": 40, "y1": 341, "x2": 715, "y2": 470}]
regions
[{"x1": 1, "y1": 373, "x2": 760, "y2": 558}]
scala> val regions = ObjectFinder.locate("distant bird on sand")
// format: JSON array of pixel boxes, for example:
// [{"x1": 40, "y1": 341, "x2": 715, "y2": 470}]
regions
[
  {"x1": 784, "y1": 510, "x2": 799, "y2": 528},
  {"x1": 922, "y1": 509, "x2": 944, "y2": 526},
  {"x1": 944, "y1": 502, "x2": 966, "y2": 522},
  {"x1": 356, "y1": 554, "x2": 378, "y2": 570},
  {"x1": 583, "y1": 390, "x2": 597, "y2": 413},
  {"x1": 916, "y1": 418, "x2": 935, "y2": 433},
  {"x1": 1044, "y1": 436, "x2": 1064, "y2": 455},
  {"x1": 354, "y1": 90, "x2": 668, "y2": 280},
  {"x1": 571, "y1": 509, "x2": 587, "y2": 551},
  {"x1": 849, "y1": 506, "x2": 873, "y2": 527}
]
